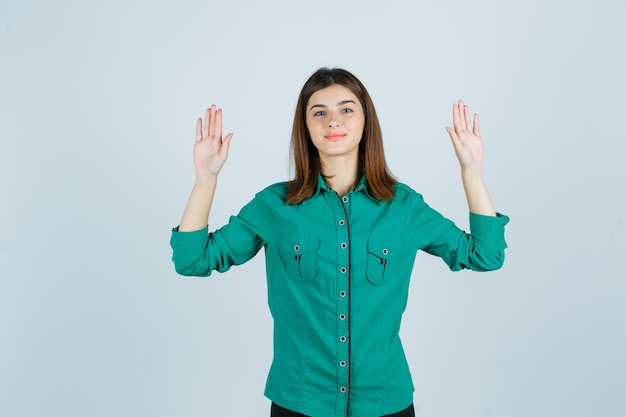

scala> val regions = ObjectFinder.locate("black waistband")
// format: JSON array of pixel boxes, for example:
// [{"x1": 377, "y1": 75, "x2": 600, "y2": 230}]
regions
[{"x1": 270, "y1": 402, "x2": 415, "y2": 417}]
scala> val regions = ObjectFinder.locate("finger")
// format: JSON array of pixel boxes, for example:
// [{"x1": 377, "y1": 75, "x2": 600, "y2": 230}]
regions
[
  {"x1": 473, "y1": 113, "x2": 480, "y2": 136},
  {"x1": 196, "y1": 118, "x2": 203, "y2": 142},
  {"x1": 446, "y1": 126, "x2": 460, "y2": 146},
  {"x1": 208, "y1": 105, "x2": 218, "y2": 139},
  {"x1": 220, "y1": 132, "x2": 234, "y2": 155},
  {"x1": 203, "y1": 107, "x2": 212, "y2": 139},
  {"x1": 457, "y1": 100, "x2": 469, "y2": 131},
  {"x1": 214, "y1": 108, "x2": 224, "y2": 142},
  {"x1": 463, "y1": 102, "x2": 472, "y2": 131},
  {"x1": 452, "y1": 103, "x2": 463, "y2": 133}
]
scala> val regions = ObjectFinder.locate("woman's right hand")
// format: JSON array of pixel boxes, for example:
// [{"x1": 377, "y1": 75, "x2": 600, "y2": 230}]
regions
[{"x1": 193, "y1": 105, "x2": 233, "y2": 180}]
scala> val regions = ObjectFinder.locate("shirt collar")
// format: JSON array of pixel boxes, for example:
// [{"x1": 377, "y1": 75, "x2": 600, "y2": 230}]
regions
[{"x1": 303, "y1": 174, "x2": 381, "y2": 204}]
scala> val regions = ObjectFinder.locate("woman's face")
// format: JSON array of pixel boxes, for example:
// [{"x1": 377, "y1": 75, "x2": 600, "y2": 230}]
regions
[{"x1": 305, "y1": 84, "x2": 365, "y2": 163}]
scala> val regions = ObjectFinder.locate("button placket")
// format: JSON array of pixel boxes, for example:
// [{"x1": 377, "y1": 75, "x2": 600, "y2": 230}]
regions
[{"x1": 334, "y1": 193, "x2": 350, "y2": 405}]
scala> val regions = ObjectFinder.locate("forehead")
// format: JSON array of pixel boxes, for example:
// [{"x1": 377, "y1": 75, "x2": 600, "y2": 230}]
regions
[{"x1": 307, "y1": 84, "x2": 361, "y2": 106}]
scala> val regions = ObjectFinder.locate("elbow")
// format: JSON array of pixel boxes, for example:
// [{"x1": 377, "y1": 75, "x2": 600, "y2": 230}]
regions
[
  {"x1": 174, "y1": 264, "x2": 195, "y2": 276},
  {"x1": 174, "y1": 263, "x2": 197, "y2": 277},
  {"x1": 469, "y1": 250, "x2": 506, "y2": 272},
  {"x1": 172, "y1": 257, "x2": 214, "y2": 277}
]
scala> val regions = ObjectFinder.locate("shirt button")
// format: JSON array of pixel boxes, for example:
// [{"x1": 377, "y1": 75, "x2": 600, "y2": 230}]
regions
[
  {"x1": 342, "y1": 196, "x2": 349, "y2": 203},
  {"x1": 294, "y1": 245, "x2": 301, "y2": 252},
  {"x1": 340, "y1": 336, "x2": 347, "y2": 342},
  {"x1": 382, "y1": 248, "x2": 389, "y2": 255},
  {"x1": 340, "y1": 242, "x2": 347, "y2": 249},
  {"x1": 339, "y1": 361, "x2": 347, "y2": 367},
  {"x1": 338, "y1": 220, "x2": 346, "y2": 226},
  {"x1": 339, "y1": 314, "x2": 346, "y2": 320},
  {"x1": 340, "y1": 267, "x2": 347, "y2": 274},
  {"x1": 339, "y1": 291, "x2": 346, "y2": 297},
  {"x1": 340, "y1": 386, "x2": 347, "y2": 393}
]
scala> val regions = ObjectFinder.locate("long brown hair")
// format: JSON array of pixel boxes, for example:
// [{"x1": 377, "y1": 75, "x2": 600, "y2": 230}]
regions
[{"x1": 286, "y1": 67, "x2": 396, "y2": 205}]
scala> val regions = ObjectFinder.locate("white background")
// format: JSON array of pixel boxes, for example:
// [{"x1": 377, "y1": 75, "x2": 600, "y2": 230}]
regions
[{"x1": 1, "y1": 0, "x2": 625, "y2": 416}]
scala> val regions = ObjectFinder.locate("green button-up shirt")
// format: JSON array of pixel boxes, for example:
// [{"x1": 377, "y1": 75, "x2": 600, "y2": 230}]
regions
[{"x1": 170, "y1": 176, "x2": 509, "y2": 417}]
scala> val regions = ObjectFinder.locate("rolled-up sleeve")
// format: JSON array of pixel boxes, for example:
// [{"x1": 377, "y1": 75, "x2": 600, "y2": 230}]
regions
[
  {"x1": 170, "y1": 191, "x2": 272, "y2": 277},
  {"x1": 170, "y1": 226, "x2": 213, "y2": 275},
  {"x1": 462, "y1": 212, "x2": 510, "y2": 271},
  {"x1": 410, "y1": 192, "x2": 510, "y2": 272}
]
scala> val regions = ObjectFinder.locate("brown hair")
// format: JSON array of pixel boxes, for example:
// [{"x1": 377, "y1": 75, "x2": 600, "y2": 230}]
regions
[{"x1": 286, "y1": 68, "x2": 396, "y2": 204}]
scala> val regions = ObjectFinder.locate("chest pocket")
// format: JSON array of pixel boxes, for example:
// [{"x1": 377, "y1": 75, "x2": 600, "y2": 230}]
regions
[
  {"x1": 366, "y1": 237, "x2": 403, "y2": 284},
  {"x1": 281, "y1": 234, "x2": 320, "y2": 281}
]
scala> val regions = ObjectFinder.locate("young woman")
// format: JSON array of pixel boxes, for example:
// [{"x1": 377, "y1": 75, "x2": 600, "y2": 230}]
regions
[{"x1": 170, "y1": 68, "x2": 509, "y2": 417}]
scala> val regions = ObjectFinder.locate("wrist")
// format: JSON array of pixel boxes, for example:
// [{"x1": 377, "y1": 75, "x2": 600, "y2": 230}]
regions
[
  {"x1": 194, "y1": 174, "x2": 218, "y2": 187},
  {"x1": 461, "y1": 167, "x2": 483, "y2": 181}
]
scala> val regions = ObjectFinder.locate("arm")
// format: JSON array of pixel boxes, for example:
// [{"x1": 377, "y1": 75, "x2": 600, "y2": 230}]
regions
[
  {"x1": 409, "y1": 190, "x2": 508, "y2": 271},
  {"x1": 445, "y1": 100, "x2": 496, "y2": 217},
  {"x1": 179, "y1": 105, "x2": 233, "y2": 232},
  {"x1": 172, "y1": 106, "x2": 271, "y2": 277}
]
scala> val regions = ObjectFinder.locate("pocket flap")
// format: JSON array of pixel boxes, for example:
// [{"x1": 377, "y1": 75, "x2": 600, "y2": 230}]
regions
[
  {"x1": 367, "y1": 237, "x2": 402, "y2": 260},
  {"x1": 281, "y1": 234, "x2": 320, "y2": 255}
]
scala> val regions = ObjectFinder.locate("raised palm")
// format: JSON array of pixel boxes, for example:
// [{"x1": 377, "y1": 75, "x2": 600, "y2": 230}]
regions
[
  {"x1": 194, "y1": 105, "x2": 233, "y2": 179},
  {"x1": 445, "y1": 100, "x2": 484, "y2": 174}
]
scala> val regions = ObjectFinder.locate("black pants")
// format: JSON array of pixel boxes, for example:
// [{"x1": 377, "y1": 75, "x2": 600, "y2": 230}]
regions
[{"x1": 271, "y1": 402, "x2": 415, "y2": 417}]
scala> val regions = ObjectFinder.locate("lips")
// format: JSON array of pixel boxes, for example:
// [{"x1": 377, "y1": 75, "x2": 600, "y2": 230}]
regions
[{"x1": 324, "y1": 133, "x2": 346, "y2": 142}]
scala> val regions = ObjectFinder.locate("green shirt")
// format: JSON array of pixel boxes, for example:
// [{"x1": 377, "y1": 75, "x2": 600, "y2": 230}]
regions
[{"x1": 170, "y1": 176, "x2": 509, "y2": 417}]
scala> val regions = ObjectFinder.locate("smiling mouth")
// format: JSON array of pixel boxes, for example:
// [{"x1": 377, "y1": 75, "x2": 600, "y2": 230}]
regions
[{"x1": 324, "y1": 134, "x2": 346, "y2": 142}]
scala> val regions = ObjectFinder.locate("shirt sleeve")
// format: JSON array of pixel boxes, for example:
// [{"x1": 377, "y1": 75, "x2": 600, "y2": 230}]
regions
[
  {"x1": 170, "y1": 190, "x2": 274, "y2": 277},
  {"x1": 409, "y1": 192, "x2": 510, "y2": 272}
]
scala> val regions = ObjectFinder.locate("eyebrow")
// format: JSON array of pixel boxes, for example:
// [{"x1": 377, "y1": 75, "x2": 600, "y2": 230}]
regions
[{"x1": 309, "y1": 100, "x2": 356, "y2": 111}]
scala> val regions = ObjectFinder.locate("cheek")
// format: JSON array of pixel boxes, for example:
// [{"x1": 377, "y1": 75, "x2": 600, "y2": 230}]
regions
[
  {"x1": 350, "y1": 118, "x2": 365, "y2": 132},
  {"x1": 306, "y1": 119, "x2": 322, "y2": 134}
]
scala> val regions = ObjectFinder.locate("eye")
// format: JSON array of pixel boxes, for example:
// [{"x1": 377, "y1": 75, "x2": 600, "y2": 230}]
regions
[
  {"x1": 313, "y1": 110, "x2": 326, "y2": 117},
  {"x1": 341, "y1": 108, "x2": 353, "y2": 113}
]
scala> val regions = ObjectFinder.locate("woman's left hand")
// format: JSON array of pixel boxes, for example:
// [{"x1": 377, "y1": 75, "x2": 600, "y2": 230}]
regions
[{"x1": 445, "y1": 100, "x2": 483, "y2": 174}]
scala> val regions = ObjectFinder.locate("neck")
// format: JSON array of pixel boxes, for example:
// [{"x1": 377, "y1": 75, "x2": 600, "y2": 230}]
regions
[{"x1": 320, "y1": 156, "x2": 359, "y2": 197}]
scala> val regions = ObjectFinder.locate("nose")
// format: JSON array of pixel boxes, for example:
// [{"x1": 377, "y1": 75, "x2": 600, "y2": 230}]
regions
[{"x1": 327, "y1": 110, "x2": 341, "y2": 127}]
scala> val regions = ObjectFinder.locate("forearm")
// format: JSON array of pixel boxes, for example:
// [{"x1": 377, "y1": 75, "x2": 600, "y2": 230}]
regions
[
  {"x1": 179, "y1": 175, "x2": 219, "y2": 232},
  {"x1": 461, "y1": 169, "x2": 496, "y2": 216}
]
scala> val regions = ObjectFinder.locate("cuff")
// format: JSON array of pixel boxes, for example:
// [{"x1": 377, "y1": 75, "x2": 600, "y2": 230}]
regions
[
  {"x1": 170, "y1": 225, "x2": 209, "y2": 263},
  {"x1": 469, "y1": 212, "x2": 510, "y2": 251}
]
